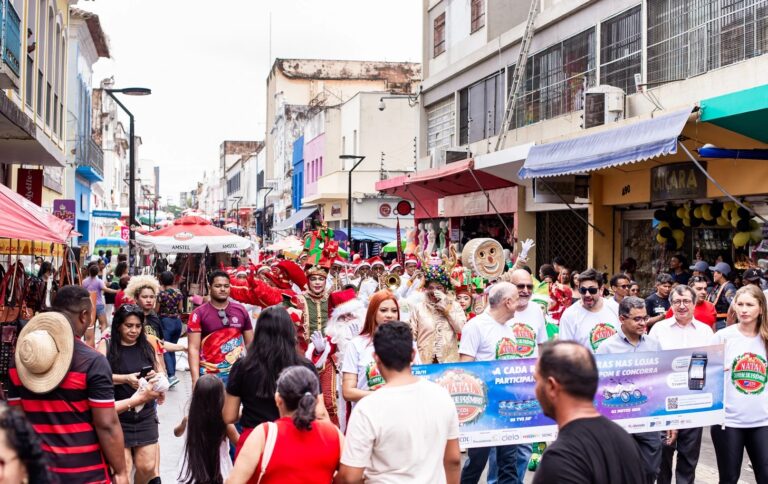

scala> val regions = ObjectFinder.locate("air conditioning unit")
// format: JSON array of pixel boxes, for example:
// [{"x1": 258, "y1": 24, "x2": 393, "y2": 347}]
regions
[
  {"x1": 583, "y1": 85, "x2": 625, "y2": 129},
  {"x1": 445, "y1": 147, "x2": 471, "y2": 164}
]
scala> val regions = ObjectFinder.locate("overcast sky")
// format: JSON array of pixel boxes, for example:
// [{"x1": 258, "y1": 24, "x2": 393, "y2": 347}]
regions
[{"x1": 82, "y1": 0, "x2": 422, "y2": 204}]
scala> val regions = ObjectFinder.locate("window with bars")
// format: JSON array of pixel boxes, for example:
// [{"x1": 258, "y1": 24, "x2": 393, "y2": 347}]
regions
[
  {"x1": 434, "y1": 12, "x2": 446, "y2": 57},
  {"x1": 601, "y1": 6, "x2": 642, "y2": 94},
  {"x1": 426, "y1": 97, "x2": 456, "y2": 166},
  {"x1": 458, "y1": 71, "x2": 505, "y2": 145},
  {"x1": 647, "y1": 0, "x2": 768, "y2": 85},
  {"x1": 471, "y1": 0, "x2": 485, "y2": 33},
  {"x1": 508, "y1": 28, "x2": 596, "y2": 129}
]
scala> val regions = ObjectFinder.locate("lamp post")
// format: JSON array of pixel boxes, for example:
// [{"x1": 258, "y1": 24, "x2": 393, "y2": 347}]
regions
[
  {"x1": 339, "y1": 155, "x2": 365, "y2": 260},
  {"x1": 230, "y1": 196, "x2": 242, "y2": 233},
  {"x1": 261, "y1": 186, "x2": 274, "y2": 243},
  {"x1": 105, "y1": 87, "x2": 151, "y2": 274}
]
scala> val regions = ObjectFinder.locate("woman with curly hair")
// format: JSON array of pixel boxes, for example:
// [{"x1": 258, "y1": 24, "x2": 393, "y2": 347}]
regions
[
  {"x1": 125, "y1": 275, "x2": 164, "y2": 340},
  {"x1": 0, "y1": 404, "x2": 54, "y2": 483}
]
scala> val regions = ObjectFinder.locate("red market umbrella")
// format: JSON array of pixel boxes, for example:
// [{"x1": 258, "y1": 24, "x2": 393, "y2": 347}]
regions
[{"x1": 0, "y1": 182, "x2": 73, "y2": 243}]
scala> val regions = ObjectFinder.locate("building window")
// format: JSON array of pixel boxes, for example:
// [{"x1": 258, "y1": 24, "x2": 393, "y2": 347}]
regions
[
  {"x1": 426, "y1": 97, "x2": 456, "y2": 166},
  {"x1": 509, "y1": 28, "x2": 596, "y2": 129},
  {"x1": 471, "y1": 0, "x2": 485, "y2": 33},
  {"x1": 434, "y1": 12, "x2": 446, "y2": 57},
  {"x1": 459, "y1": 70, "x2": 504, "y2": 145},
  {"x1": 647, "y1": 0, "x2": 768, "y2": 85},
  {"x1": 600, "y1": 6, "x2": 642, "y2": 94}
]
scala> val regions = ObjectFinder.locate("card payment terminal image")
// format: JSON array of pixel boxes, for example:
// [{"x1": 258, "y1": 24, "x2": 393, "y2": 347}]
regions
[{"x1": 688, "y1": 352, "x2": 707, "y2": 390}]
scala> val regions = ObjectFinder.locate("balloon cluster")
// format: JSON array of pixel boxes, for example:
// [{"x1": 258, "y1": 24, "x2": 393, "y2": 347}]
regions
[{"x1": 654, "y1": 201, "x2": 761, "y2": 249}]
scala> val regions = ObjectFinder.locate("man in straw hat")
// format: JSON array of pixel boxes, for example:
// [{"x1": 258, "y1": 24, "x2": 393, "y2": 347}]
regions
[{"x1": 7, "y1": 286, "x2": 130, "y2": 483}]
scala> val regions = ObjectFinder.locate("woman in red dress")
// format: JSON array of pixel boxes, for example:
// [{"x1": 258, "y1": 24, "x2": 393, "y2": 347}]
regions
[{"x1": 226, "y1": 365, "x2": 343, "y2": 484}]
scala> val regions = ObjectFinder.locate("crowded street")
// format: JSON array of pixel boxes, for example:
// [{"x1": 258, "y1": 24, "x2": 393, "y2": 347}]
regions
[{"x1": 2, "y1": 0, "x2": 768, "y2": 483}]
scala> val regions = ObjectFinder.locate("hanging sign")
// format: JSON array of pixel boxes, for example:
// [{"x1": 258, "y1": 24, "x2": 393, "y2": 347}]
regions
[{"x1": 16, "y1": 169, "x2": 43, "y2": 206}]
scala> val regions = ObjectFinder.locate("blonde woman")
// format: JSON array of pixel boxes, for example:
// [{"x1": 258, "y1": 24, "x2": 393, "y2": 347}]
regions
[{"x1": 710, "y1": 285, "x2": 768, "y2": 483}]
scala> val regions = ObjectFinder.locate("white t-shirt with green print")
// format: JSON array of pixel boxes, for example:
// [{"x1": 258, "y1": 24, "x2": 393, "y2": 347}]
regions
[{"x1": 558, "y1": 302, "x2": 620, "y2": 353}]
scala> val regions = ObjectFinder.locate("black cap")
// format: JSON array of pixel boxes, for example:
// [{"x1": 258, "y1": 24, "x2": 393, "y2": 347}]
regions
[{"x1": 743, "y1": 268, "x2": 763, "y2": 282}]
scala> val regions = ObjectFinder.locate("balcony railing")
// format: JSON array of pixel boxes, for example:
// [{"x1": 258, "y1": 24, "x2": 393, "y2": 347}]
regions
[
  {"x1": 1, "y1": 0, "x2": 21, "y2": 79},
  {"x1": 76, "y1": 135, "x2": 104, "y2": 180}
]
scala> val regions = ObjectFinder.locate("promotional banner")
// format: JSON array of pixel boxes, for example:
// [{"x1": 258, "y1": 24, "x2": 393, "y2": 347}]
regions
[
  {"x1": 52, "y1": 199, "x2": 76, "y2": 226},
  {"x1": 412, "y1": 345, "x2": 724, "y2": 448},
  {"x1": 0, "y1": 239, "x2": 65, "y2": 257},
  {"x1": 16, "y1": 168, "x2": 43, "y2": 206}
]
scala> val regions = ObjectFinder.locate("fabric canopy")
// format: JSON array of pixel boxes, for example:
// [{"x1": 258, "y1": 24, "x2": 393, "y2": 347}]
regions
[
  {"x1": 518, "y1": 108, "x2": 692, "y2": 179},
  {"x1": 334, "y1": 227, "x2": 397, "y2": 243},
  {"x1": 136, "y1": 215, "x2": 252, "y2": 253},
  {"x1": 272, "y1": 206, "x2": 318, "y2": 232},
  {"x1": 406, "y1": 159, "x2": 511, "y2": 196},
  {"x1": 0, "y1": 182, "x2": 73, "y2": 243},
  {"x1": 700, "y1": 83, "x2": 768, "y2": 143}
]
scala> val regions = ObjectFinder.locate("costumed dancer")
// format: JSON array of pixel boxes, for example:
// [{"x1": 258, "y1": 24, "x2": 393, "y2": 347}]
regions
[
  {"x1": 298, "y1": 241, "x2": 339, "y2": 351},
  {"x1": 305, "y1": 288, "x2": 365, "y2": 431},
  {"x1": 409, "y1": 247, "x2": 466, "y2": 364}
]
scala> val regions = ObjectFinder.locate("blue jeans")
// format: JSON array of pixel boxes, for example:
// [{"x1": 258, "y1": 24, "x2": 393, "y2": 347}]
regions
[
  {"x1": 461, "y1": 445, "x2": 521, "y2": 484},
  {"x1": 487, "y1": 445, "x2": 531, "y2": 484},
  {"x1": 160, "y1": 316, "x2": 182, "y2": 378}
]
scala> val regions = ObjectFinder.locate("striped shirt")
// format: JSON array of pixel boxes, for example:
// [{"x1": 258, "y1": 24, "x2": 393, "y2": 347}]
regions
[{"x1": 8, "y1": 339, "x2": 116, "y2": 483}]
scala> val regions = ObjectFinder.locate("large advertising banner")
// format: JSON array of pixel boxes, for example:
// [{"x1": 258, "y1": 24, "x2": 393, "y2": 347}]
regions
[{"x1": 412, "y1": 345, "x2": 724, "y2": 448}]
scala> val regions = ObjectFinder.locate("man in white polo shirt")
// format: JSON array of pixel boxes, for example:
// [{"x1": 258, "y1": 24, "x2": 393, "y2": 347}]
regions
[
  {"x1": 650, "y1": 284, "x2": 713, "y2": 484},
  {"x1": 559, "y1": 269, "x2": 620, "y2": 353},
  {"x1": 459, "y1": 282, "x2": 524, "y2": 484}
]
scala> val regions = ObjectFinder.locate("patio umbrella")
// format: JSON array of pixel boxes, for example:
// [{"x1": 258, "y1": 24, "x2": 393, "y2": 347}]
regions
[
  {"x1": 382, "y1": 240, "x2": 406, "y2": 253},
  {"x1": 136, "y1": 215, "x2": 252, "y2": 253}
]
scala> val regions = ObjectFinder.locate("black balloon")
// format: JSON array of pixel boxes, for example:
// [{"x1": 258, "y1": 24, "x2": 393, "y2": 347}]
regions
[
  {"x1": 737, "y1": 219, "x2": 751, "y2": 232},
  {"x1": 665, "y1": 239, "x2": 677, "y2": 250},
  {"x1": 670, "y1": 219, "x2": 683, "y2": 230},
  {"x1": 654, "y1": 209, "x2": 668, "y2": 221},
  {"x1": 711, "y1": 203, "x2": 723, "y2": 218},
  {"x1": 690, "y1": 217, "x2": 703, "y2": 227},
  {"x1": 737, "y1": 207, "x2": 750, "y2": 219},
  {"x1": 659, "y1": 227, "x2": 673, "y2": 238}
]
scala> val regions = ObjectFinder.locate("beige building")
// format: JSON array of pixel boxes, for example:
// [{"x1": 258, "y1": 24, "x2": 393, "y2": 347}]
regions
[{"x1": 264, "y1": 59, "x2": 420, "y2": 227}]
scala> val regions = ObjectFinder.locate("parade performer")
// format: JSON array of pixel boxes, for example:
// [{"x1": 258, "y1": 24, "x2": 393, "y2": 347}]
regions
[
  {"x1": 410, "y1": 248, "x2": 466, "y2": 364},
  {"x1": 298, "y1": 241, "x2": 340, "y2": 349},
  {"x1": 305, "y1": 288, "x2": 365, "y2": 430},
  {"x1": 358, "y1": 258, "x2": 381, "y2": 302}
]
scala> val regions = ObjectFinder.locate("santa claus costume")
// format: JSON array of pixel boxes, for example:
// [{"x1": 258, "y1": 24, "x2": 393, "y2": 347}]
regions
[{"x1": 305, "y1": 288, "x2": 364, "y2": 430}]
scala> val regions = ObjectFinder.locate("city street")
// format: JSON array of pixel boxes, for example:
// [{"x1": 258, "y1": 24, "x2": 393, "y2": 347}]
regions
[{"x1": 157, "y1": 370, "x2": 755, "y2": 483}]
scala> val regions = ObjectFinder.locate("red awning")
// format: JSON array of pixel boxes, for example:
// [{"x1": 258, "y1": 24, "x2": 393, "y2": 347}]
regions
[
  {"x1": 0, "y1": 182, "x2": 73, "y2": 243},
  {"x1": 148, "y1": 215, "x2": 239, "y2": 238},
  {"x1": 407, "y1": 159, "x2": 511, "y2": 196}
]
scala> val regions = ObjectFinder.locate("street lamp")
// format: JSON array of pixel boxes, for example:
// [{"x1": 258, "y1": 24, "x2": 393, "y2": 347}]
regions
[
  {"x1": 340, "y1": 154, "x2": 365, "y2": 260},
  {"x1": 105, "y1": 86, "x2": 152, "y2": 274},
  {"x1": 230, "y1": 196, "x2": 243, "y2": 233},
  {"x1": 261, "y1": 186, "x2": 274, "y2": 243}
]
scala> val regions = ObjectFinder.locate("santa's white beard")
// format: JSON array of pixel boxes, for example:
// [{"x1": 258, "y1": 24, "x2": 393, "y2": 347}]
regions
[{"x1": 326, "y1": 311, "x2": 365, "y2": 354}]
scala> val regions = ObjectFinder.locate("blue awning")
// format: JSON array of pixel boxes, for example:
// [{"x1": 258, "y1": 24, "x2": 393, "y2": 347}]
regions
[
  {"x1": 334, "y1": 227, "x2": 396, "y2": 243},
  {"x1": 271, "y1": 206, "x2": 317, "y2": 231},
  {"x1": 518, "y1": 108, "x2": 692, "y2": 179}
]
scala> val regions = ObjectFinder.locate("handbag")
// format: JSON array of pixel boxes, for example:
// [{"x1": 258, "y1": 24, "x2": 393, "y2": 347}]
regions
[{"x1": 256, "y1": 421, "x2": 278, "y2": 484}]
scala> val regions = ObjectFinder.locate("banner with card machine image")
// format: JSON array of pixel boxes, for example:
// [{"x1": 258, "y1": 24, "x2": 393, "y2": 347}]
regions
[{"x1": 412, "y1": 345, "x2": 724, "y2": 448}]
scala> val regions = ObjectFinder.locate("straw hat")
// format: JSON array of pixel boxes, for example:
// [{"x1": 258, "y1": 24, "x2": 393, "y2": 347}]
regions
[{"x1": 15, "y1": 312, "x2": 74, "y2": 394}]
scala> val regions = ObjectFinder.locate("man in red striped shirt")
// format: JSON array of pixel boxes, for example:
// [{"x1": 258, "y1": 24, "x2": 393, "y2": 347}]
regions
[{"x1": 7, "y1": 285, "x2": 128, "y2": 484}]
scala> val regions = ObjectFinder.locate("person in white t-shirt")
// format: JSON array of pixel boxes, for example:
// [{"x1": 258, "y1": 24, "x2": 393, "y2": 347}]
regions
[
  {"x1": 459, "y1": 282, "x2": 524, "y2": 484},
  {"x1": 337, "y1": 321, "x2": 461, "y2": 484},
  {"x1": 603, "y1": 273, "x2": 631, "y2": 317},
  {"x1": 559, "y1": 269, "x2": 620, "y2": 353},
  {"x1": 651, "y1": 284, "x2": 713, "y2": 484},
  {"x1": 710, "y1": 285, "x2": 768, "y2": 484}
]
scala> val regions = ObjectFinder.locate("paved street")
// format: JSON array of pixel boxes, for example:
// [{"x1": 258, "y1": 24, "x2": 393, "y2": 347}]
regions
[{"x1": 158, "y1": 369, "x2": 755, "y2": 483}]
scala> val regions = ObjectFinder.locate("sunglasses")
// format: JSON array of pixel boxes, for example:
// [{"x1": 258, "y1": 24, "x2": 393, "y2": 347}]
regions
[
  {"x1": 616, "y1": 284, "x2": 630, "y2": 289},
  {"x1": 579, "y1": 287, "x2": 600, "y2": 295},
  {"x1": 515, "y1": 284, "x2": 534, "y2": 292},
  {"x1": 218, "y1": 309, "x2": 229, "y2": 327}
]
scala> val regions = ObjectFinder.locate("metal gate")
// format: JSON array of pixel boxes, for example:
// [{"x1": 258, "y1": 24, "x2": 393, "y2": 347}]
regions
[{"x1": 535, "y1": 209, "x2": 588, "y2": 272}]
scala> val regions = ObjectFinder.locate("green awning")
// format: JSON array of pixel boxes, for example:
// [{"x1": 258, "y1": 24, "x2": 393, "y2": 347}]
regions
[{"x1": 700, "y1": 84, "x2": 768, "y2": 143}]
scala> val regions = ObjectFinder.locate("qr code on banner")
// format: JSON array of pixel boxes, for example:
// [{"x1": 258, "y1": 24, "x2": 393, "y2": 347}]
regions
[{"x1": 668, "y1": 397, "x2": 678, "y2": 410}]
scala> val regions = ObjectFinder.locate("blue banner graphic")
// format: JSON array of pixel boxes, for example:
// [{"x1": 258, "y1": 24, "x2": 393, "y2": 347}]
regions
[{"x1": 412, "y1": 345, "x2": 724, "y2": 447}]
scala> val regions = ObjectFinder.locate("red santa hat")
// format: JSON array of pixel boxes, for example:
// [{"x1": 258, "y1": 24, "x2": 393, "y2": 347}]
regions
[
  {"x1": 404, "y1": 254, "x2": 419, "y2": 266},
  {"x1": 276, "y1": 260, "x2": 308, "y2": 290},
  {"x1": 328, "y1": 288, "x2": 363, "y2": 321},
  {"x1": 389, "y1": 260, "x2": 402, "y2": 271},
  {"x1": 368, "y1": 256, "x2": 385, "y2": 268},
  {"x1": 357, "y1": 259, "x2": 371, "y2": 269}
]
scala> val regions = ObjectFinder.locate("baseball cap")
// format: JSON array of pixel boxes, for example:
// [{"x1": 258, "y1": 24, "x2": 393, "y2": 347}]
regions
[
  {"x1": 690, "y1": 261, "x2": 709, "y2": 273},
  {"x1": 743, "y1": 268, "x2": 763, "y2": 282},
  {"x1": 709, "y1": 262, "x2": 731, "y2": 276}
]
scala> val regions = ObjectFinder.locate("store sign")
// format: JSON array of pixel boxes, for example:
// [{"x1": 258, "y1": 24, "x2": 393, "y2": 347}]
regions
[
  {"x1": 120, "y1": 226, "x2": 130, "y2": 241},
  {"x1": 378, "y1": 203, "x2": 393, "y2": 218},
  {"x1": 52, "y1": 199, "x2": 76, "y2": 226},
  {"x1": 331, "y1": 203, "x2": 342, "y2": 217},
  {"x1": 651, "y1": 162, "x2": 707, "y2": 202},
  {"x1": 16, "y1": 168, "x2": 43, "y2": 205}
]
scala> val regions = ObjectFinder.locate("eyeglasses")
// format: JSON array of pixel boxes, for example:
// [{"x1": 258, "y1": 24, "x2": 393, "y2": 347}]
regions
[
  {"x1": 515, "y1": 284, "x2": 534, "y2": 292},
  {"x1": 579, "y1": 287, "x2": 599, "y2": 295},
  {"x1": 671, "y1": 299, "x2": 693, "y2": 306},
  {"x1": 218, "y1": 309, "x2": 229, "y2": 327},
  {"x1": 623, "y1": 315, "x2": 651, "y2": 323}
]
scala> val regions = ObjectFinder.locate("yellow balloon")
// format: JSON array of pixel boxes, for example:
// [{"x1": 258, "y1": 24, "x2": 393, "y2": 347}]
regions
[
  {"x1": 656, "y1": 234, "x2": 666, "y2": 244},
  {"x1": 694, "y1": 207, "x2": 703, "y2": 219},
  {"x1": 673, "y1": 229, "x2": 685, "y2": 241},
  {"x1": 749, "y1": 219, "x2": 760, "y2": 231},
  {"x1": 683, "y1": 218, "x2": 692, "y2": 227},
  {"x1": 716, "y1": 216, "x2": 729, "y2": 227},
  {"x1": 701, "y1": 205, "x2": 713, "y2": 221},
  {"x1": 676, "y1": 239, "x2": 683, "y2": 249},
  {"x1": 658, "y1": 221, "x2": 670, "y2": 229},
  {"x1": 676, "y1": 207, "x2": 687, "y2": 219},
  {"x1": 733, "y1": 231, "x2": 751, "y2": 248},
  {"x1": 751, "y1": 229, "x2": 763, "y2": 244},
  {"x1": 725, "y1": 201, "x2": 737, "y2": 211},
  {"x1": 731, "y1": 217, "x2": 740, "y2": 228}
]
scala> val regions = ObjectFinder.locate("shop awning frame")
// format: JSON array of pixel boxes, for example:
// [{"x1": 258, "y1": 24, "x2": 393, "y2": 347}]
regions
[
  {"x1": 518, "y1": 108, "x2": 693, "y2": 179},
  {"x1": 271, "y1": 206, "x2": 318, "y2": 232},
  {"x1": 700, "y1": 83, "x2": 768, "y2": 144}
]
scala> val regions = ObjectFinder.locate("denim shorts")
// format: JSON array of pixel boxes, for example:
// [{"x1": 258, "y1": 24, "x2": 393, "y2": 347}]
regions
[{"x1": 95, "y1": 303, "x2": 106, "y2": 317}]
